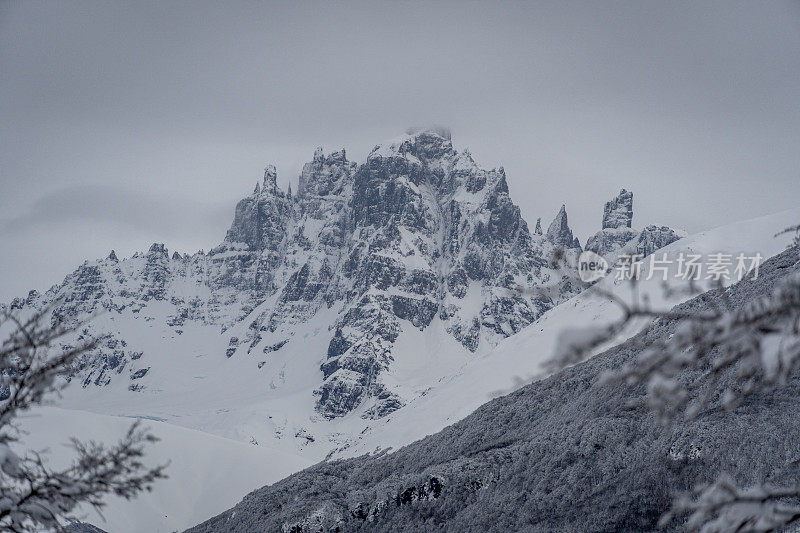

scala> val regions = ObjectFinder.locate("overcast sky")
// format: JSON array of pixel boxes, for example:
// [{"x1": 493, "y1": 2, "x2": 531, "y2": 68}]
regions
[{"x1": 1, "y1": 1, "x2": 799, "y2": 302}]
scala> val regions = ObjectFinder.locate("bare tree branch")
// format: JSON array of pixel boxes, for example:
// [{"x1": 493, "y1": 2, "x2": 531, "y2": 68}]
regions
[
  {"x1": 0, "y1": 305, "x2": 166, "y2": 532},
  {"x1": 546, "y1": 242, "x2": 800, "y2": 531}
]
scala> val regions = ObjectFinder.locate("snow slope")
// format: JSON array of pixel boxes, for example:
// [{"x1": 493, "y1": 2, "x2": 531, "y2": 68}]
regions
[
  {"x1": 16, "y1": 407, "x2": 312, "y2": 533},
  {"x1": 332, "y1": 207, "x2": 800, "y2": 458},
  {"x1": 16, "y1": 208, "x2": 799, "y2": 531},
  {"x1": 52, "y1": 208, "x2": 800, "y2": 465}
]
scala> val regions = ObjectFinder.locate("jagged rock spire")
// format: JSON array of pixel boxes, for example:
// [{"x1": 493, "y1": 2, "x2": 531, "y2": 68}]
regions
[
  {"x1": 586, "y1": 189, "x2": 684, "y2": 260},
  {"x1": 253, "y1": 181, "x2": 261, "y2": 195},
  {"x1": 546, "y1": 205, "x2": 579, "y2": 248},
  {"x1": 603, "y1": 189, "x2": 633, "y2": 229},
  {"x1": 287, "y1": 182, "x2": 293, "y2": 200},
  {"x1": 298, "y1": 148, "x2": 324, "y2": 197},
  {"x1": 263, "y1": 165, "x2": 278, "y2": 193},
  {"x1": 148, "y1": 243, "x2": 168, "y2": 256},
  {"x1": 534, "y1": 218, "x2": 543, "y2": 235},
  {"x1": 107, "y1": 250, "x2": 118, "y2": 262}
]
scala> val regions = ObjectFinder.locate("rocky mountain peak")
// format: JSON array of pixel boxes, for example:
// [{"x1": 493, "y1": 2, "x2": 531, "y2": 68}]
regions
[
  {"x1": 148, "y1": 243, "x2": 168, "y2": 256},
  {"x1": 404, "y1": 125, "x2": 451, "y2": 140},
  {"x1": 586, "y1": 189, "x2": 682, "y2": 261},
  {"x1": 224, "y1": 165, "x2": 292, "y2": 252},
  {"x1": 263, "y1": 165, "x2": 278, "y2": 193},
  {"x1": 546, "y1": 205, "x2": 579, "y2": 248},
  {"x1": 602, "y1": 188, "x2": 634, "y2": 229},
  {"x1": 12, "y1": 130, "x2": 616, "y2": 425},
  {"x1": 298, "y1": 147, "x2": 355, "y2": 199},
  {"x1": 636, "y1": 225, "x2": 684, "y2": 257},
  {"x1": 367, "y1": 128, "x2": 457, "y2": 168},
  {"x1": 410, "y1": 130, "x2": 456, "y2": 162}
]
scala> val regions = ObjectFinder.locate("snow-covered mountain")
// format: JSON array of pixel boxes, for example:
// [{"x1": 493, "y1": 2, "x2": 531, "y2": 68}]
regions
[
  {"x1": 5, "y1": 130, "x2": 584, "y2": 425},
  {"x1": 4, "y1": 129, "x2": 687, "y2": 467},
  {"x1": 14, "y1": 206, "x2": 795, "y2": 533},
  {"x1": 8, "y1": 128, "x2": 798, "y2": 531},
  {"x1": 330, "y1": 206, "x2": 800, "y2": 460}
]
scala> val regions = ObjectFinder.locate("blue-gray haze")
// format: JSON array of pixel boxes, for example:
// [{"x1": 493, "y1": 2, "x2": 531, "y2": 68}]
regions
[{"x1": 1, "y1": 1, "x2": 799, "y2": 301}]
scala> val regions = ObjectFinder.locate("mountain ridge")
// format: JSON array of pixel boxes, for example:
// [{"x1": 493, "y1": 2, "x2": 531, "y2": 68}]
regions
[
  {"x1": 4, "y1": 129, "x2": 584, "y2": 421},
  {"x1": 3, "y1": 130, "x2": 683, "y2": 464}
]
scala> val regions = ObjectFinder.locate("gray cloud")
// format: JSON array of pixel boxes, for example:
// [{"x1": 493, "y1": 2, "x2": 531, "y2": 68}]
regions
[
  {"x1": 1, "y1": 1, "x2": 799, "y2": 301},
  {"x1": 3, "y1": 184, "x2": 231, "y2": 239},
  {"x1": 0, "y1": 184, "x2": 233, "y2": 301}
]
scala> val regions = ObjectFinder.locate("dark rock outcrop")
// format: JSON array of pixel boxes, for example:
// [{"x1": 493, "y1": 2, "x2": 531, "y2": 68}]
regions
[
  {"x1": 635, "y1": 225, "x2": 683, "y2": 257},
  {"x1": 602, "y1": 188, "x2": 634, "y2": 229},
  {"x1": 545, "y1": 204, "x2": 580, "y2": 249},
  {"x1": 585, "y1": 227, "x2": 639, "y2": 258},
  {"x1": 587, "y1": 189, "x2": 682, "y2": 261}
]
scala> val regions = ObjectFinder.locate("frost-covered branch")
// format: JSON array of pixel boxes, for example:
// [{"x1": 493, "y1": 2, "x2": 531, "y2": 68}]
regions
[
  {"x1": 546, "y1": 243, "x2": 800, "y2": 531},
  {"x1": 777, "y1": 225, "x2": 800, "y2": 249},
  {"x1": 549, "y1": 269, "x2": 800, "y2": 425},
  {"x1": 0, "y1": 305, "x2": 167, "y2": 532},
  {"x1": 661, "y1": 473, "x2": 800, "y2": 533},
  {"x1": 0, "y1": 305, "x2": 100, "y2": 430},
  {"x1": 615, "y1": 272, "x2": 797, "y2": 424}
]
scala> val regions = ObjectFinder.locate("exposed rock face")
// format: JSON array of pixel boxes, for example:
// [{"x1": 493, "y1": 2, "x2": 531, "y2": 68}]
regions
[
  {"x1": 586, "y1": 189, "x2": 682, "y2": 262},
  {"x1": 5, "y1": 129, "x2": 583, "y2": 420},
  {"x1": 545, "y1": 205, "x2": 580, "y2": 249},
  {"x1": 602, "y1": 188, "x2": 633, "y2": 229},
  {"x1": 585, "y1": 227, "x2": 639, "y2": 259},
  {"x1": 307, "y1": 131, "x2": 578, "y2": 417},
  {"x1": 635, "y1": 225, "x2": 682, "y2": 257}
]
